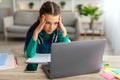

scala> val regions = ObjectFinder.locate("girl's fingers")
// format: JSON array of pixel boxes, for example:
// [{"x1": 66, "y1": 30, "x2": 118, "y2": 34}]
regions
[
  {"x1": 43, "y1": 20, "x2": 46, "y2": 26},
  {"x1": 38, "y1": 15, "x2": 46, "y2": 30},
  {"x1": 42, "y1": 15, "x2": 45, "y2": 21},
  {"x1": 39, "y1": 15, "x2": 45, "y2": 22}
]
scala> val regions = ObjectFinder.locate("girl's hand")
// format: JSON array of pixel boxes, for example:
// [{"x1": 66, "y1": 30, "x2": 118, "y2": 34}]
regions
[
  {"x1": 58, "y1": 16, "x2": 67, "y2": 37},
  {"x1": 36, "y1": 15, "x2": 46, "y2": 33},
  {"x1": 33, "y1": 15, "x2": 46, "y2": 41}
]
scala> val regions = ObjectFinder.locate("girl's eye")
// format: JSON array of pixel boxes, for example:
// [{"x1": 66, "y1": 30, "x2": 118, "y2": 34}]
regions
[
  {"x1": 46, "y1": 22, "x2": 51, "y2": 24},
  {"x1": 54, "y1": 22, "x2": 58, "y2": 25}
]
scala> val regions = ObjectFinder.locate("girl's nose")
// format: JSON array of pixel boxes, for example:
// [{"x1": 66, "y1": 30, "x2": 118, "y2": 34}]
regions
[{"x1": 49, "y1": 24, "x2": 53, "y2": 29}]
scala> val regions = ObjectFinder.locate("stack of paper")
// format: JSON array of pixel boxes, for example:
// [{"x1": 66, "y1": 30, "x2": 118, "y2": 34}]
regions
[{"x1": 0, "y1": 53, "x2": 17, "y2": 70}]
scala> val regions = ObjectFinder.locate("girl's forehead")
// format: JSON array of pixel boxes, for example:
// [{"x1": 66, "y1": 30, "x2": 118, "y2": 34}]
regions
[
  {"x1": 45, "y1": 14, "x2": 60, "y2": 18},
  {"x1": 45, "y1": 14, "x2": 60, "y2": 21}
]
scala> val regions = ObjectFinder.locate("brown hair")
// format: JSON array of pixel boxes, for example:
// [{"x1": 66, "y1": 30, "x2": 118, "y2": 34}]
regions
[{"x1": 39, "y1": 1, "x2": 61, "y2": 17}]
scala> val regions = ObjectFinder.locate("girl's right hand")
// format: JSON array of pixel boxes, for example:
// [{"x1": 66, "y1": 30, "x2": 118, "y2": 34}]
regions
[
  {"x1": 36, "y1": 15, "x2": 46, "y2": 33},
  {"x1": 33, "y1": 15, "x2": 46, "y2": 41}
]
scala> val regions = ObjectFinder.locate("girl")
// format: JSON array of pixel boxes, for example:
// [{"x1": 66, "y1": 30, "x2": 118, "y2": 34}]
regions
[{"x1": 24, "y1": 1, "x2": 69, "y2": 58}]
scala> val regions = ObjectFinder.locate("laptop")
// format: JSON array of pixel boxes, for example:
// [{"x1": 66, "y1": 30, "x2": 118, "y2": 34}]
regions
[{"x1": 41, "y1": 39, "x2": 106, "y2": 79}]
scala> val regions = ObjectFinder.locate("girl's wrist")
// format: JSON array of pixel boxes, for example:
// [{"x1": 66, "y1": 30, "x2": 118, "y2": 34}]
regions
[
  {"x1": 61, "y1": 26, "x2": 66, "y2": 33},
  {"x1": 61, "y1": 26, "x2": 67, "y2": 37},
  {"x1": 33, "y1": 31, "x2": 39, "y2": 41},
  {"x1": 36, "y1": 24, "x2": 43, "y2": 32},
  {"x1": 62, "y1": 30, "x2": 67, "y2": 37},
  {"x1": 33, "y1": 23, "x2": 43, "y2": 41}
]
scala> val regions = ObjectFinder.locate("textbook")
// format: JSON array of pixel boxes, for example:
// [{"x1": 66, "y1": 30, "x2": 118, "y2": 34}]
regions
[{"x1": 26, "y1": 54, "x2": 51, "y2": 63}]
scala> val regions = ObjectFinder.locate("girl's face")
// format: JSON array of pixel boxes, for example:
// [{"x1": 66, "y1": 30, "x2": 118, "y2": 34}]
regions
[{"x1": 43, "y1": 14, "x2": 60, "y2": 34}]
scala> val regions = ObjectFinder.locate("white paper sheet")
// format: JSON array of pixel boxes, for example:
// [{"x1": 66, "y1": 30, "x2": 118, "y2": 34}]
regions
[{"x1": 26, "y1": 54, "x2": 51, "y2": 63}]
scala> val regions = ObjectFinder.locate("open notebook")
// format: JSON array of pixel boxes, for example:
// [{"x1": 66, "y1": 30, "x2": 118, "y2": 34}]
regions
[{"x1": 26, "y1": 54, "x2": 51, "y2": 63}]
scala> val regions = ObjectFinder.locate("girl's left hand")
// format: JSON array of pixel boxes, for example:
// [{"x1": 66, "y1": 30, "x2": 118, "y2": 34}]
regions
[{"x1": 58, "y1": 16, "x2": 67, "y2": 37}]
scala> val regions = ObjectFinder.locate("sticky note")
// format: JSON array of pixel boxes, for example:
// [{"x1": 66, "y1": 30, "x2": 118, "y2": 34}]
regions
[
  {"x1": 115, "y1": 74, "x2": 120, "y2": 79},
  {"x1": 104, "y1": 68, "x2": 115, "y2": 73},
  {"x1": 112, "y1": 69, "x2": 120, "y2": 74},
  {"x1": 100, "y1": 72, "x2": 115, "y2": 80}
]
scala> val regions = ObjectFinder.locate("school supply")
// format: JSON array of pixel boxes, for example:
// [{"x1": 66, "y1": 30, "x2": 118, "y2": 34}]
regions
[{"x1": 0, "y1": 53, "x2": 17, "y2": 70}]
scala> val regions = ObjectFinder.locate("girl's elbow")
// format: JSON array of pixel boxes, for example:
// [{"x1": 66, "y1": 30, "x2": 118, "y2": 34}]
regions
[
  {"x1": 26, "y1": 52, "x2": 34, "y2": 58},
  {"x1": 27, "y1": 54, "x2": 33, "y2": 58}
]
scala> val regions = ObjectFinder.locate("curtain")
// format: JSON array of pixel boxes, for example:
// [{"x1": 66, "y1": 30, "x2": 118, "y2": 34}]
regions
[{"x1": 103, "y1": 0, "x2": 120, "y2": 55}]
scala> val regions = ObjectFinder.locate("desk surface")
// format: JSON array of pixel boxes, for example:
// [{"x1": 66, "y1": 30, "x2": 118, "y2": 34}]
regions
[{"x1": 0, "y1": 51, "x2": 120, "y2": 80}]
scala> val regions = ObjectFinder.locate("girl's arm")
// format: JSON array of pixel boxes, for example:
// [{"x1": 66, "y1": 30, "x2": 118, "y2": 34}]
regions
[
  {"x1": 58, "y1": 16, "x2": 67, "y2": 37},
  {"x1": 58, "y1": 30, "x2": 69, "y2": 42},
  {"x1": 26, "y1": 37, "x2": 37, "y2": 58},
  {"x1": 33, "y1": 15, "x2": 46, "y2": 41},
  {"x1": 26, "y1": 15, "x2": 46, "y2": 58}
]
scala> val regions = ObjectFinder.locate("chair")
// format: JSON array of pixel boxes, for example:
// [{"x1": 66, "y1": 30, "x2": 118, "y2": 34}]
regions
[
  {"x1": 61, "y1": 11, "x2": 81, "y2": 40},
  {"x1": 3, "y1": 11, "x2": 38, "y2": 41}
]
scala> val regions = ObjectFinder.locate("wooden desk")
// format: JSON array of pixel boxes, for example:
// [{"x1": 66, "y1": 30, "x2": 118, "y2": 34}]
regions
[{"x1": 0, "y1": 51, "x2": 120, "y2": 80}]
